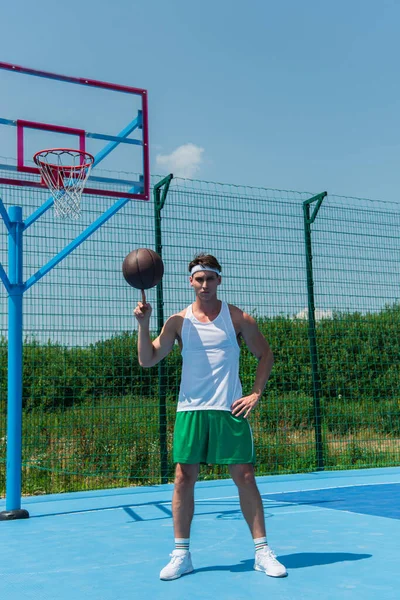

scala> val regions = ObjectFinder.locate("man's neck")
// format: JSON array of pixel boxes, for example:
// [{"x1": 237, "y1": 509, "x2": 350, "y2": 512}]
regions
[{"x1": 193, "y1": 297, "x2": 222, "y2": 320}]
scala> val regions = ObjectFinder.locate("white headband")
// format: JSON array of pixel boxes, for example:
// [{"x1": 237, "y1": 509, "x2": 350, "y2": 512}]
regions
[{"x1": 190, "y1": 265, "x2": 221, "y2": 276}]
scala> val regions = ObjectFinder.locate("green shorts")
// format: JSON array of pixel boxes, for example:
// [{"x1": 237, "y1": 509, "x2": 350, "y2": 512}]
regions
[{"x1": 173, "y1": 410, "x2": 255, "y2": 465}]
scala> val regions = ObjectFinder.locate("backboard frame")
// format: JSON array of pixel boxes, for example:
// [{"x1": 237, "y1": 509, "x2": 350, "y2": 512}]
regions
[{"x1": 0, "y1": 61, "x2": 150, "y2": 200}]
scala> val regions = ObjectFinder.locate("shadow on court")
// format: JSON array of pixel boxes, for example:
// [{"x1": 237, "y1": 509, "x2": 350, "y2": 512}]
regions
[
  {"x1": 191, "y1": 559, "x2": 254, "y2": 574},
  {"x1": 1, "y1": 468, "x2": 399, "y2": 600},
  {"x1": 182, "y1": 552, "x2": 372, "y2": 575},
  {"x1": 279, "y1": 552, "x2": 372, "y2": 568},
  {"x1": 262, "y1": 483, "x2": 400, "y2": 520}
]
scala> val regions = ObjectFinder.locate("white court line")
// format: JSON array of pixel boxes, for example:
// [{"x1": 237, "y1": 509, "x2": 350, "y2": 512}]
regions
[
  {"x1": 35, "y1": 480, "x2": 400, "y2": 517},
  {"x1": 121, "y1": 479, "x2": 400, "y2": 507},
  {"x1": 265, "y1": 507, "x2": 325, "y2": 515},
  {"x1": 190, "y1": 480, "x2": 400, "y2": 504},
  {"x1": 257, "y1": 480, "x2": 400, "y2": 496}
]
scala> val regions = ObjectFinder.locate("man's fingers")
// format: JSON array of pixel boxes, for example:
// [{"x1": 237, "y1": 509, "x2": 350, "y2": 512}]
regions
[
  {"x1": 232, "y1": 397, "x2": 255, "y2": 419},
  {"x1": 232, "y1": 403, "x2": 244, "y2": 417},
  {"x1": 134, "y1": 301, "x2": 151, "y2": 320},
  {"x1": 136, "y1": 301, "x2": 150, "y2": 311}
]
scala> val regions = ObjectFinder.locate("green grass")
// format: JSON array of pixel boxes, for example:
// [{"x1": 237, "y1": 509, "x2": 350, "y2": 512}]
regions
[{"x1": 1, "y1": 393, "x2": 399, "y2": 496}]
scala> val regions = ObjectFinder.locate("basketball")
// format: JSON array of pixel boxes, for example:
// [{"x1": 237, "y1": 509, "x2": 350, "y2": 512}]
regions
[{"x1": 122, "y1": 248, "x2": 164, "y2": 290}]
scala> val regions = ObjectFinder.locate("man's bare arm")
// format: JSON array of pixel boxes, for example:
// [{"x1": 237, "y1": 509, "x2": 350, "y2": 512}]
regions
[
  {"x1": 231, "y1": 308, "x2": 274, "y2": 418},
  {"x1": 242, "y1": 313, "x2": 274, "y2": 399},
  {"x1": 134, "y1": 302, "x2": 179, "y2": 368}
]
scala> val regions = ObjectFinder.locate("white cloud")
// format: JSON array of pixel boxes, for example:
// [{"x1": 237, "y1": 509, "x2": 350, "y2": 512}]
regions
[
  {"x1": 296, "y1": 308, "x2": 333, "y2": 321},
  {"x1": 156, "y1": 143, "x2": 204, "y2": 178}
]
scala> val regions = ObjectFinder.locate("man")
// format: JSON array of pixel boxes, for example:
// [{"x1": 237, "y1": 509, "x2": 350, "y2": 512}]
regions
[{"x1": 134, "y1": 253, "x2": 287, "y2": 580}]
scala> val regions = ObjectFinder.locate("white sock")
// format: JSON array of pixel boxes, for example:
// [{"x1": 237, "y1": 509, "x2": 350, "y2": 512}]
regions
[
  {"x1": 175, "y1": 538, "x2": 190, "y2": 552},
  {"x1": 254, "y1": 536, "x2": 268, "y2": 552}
]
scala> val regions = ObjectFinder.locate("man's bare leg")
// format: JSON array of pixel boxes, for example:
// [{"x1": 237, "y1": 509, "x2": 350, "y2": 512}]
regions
[
  {"x1": 229, "y1": 463, "x2": 266, "y2": 537},
  {"x1": 172, "y1": 462, "x2": 199, "y2": 538},
  {"x1": 229, "y1": 463, "x2": 287, "y2": 577},
  {"x1": 160, "y1": 463, "x2": 199, "y2": 581}
]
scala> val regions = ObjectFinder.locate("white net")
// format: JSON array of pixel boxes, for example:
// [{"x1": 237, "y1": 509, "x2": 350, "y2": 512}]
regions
[{"x1": 34, "y1": 149, "x2": 94, "y2": 219}]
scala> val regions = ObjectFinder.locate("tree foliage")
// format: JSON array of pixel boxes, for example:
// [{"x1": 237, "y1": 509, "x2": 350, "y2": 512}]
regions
[{"x1": 0, "y1": 304, "x2": 400, "y2": 413}]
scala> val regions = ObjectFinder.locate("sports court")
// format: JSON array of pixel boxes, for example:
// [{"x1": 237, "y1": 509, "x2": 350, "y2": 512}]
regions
[
  {"x1": 1, "y1": 58, "x2": 400, "y2": 600},
  {"x1": 1, "y1": 466, "x2": 399, "y2": 600}
]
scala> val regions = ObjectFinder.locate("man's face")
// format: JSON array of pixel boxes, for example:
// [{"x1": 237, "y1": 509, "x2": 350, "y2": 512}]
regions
[{"x1": 190, "y1": 270, "x2": 221, "y2": 298}]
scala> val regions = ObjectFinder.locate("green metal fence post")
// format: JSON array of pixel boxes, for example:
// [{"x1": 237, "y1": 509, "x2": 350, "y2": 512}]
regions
[
  {"x1": 303, "y1": 192, "x2": 327, "y2": 471},
  {"x1": 154, "y1": 174, "x2": 173, "y2": 484}
]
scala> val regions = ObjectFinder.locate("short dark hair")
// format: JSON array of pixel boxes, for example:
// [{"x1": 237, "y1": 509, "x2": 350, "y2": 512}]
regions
[{"x1": 188, "y1": 253, "x2": 222, "y2": 273}]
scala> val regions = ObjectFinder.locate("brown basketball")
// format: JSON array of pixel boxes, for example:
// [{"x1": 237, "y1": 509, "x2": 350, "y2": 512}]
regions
[{"x1": 122, "y1": 248, "x2": 164, "y2": 289}]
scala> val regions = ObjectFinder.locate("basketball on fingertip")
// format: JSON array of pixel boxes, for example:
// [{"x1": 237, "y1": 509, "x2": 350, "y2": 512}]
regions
[{"x1": 122, "y1": 248, "x2": 164, "y2": 290}]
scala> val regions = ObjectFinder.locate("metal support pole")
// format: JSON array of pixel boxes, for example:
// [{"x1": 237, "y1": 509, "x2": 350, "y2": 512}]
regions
[
  {"x1": 0, "y1": 182, "x2": 148, "y2": 521},
  {"x1": 0, "y1": 206, "x2": 29, "y2": 520},
  {"x1": 303, "y1": 192, "x2": 327, "y2": 472},
  {"x1": 154, "y1": 174, "x2": 173, "y2": 484}
]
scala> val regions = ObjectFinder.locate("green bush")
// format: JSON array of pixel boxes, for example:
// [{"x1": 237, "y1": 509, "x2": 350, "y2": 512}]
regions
[{"x1": 1, "y1": 304, "x2": 400, "y2": 494}]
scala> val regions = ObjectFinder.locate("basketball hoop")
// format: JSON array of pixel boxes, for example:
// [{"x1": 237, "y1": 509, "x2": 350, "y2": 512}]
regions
[{"x1": 33, "y1": 148, "x2": 94, "y2": 219}]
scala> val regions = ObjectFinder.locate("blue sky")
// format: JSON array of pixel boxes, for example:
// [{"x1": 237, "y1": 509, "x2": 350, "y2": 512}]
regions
[{"x1": 1, "y1": 0, "x2": 400, "y2": 200}]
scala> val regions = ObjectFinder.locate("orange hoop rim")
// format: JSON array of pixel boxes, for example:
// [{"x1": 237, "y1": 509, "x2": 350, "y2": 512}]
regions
[{"x1": 33, "y1": 148, "x2": 95, "y2": 171}]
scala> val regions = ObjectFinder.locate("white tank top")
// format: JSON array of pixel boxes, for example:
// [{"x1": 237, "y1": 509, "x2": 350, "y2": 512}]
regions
[{"x1": 177, "y1": 301, "x2": 243, "y2": 411}]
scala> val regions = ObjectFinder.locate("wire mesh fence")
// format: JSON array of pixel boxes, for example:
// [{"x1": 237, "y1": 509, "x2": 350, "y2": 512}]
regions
[{"x1": 0, "y1": 172, "x2": 399, "y2": 494}]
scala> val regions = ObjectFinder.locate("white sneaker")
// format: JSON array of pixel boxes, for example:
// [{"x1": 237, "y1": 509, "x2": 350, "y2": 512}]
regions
[
  {"x1": 254, "y1": 547, "x2": 287, "y2": 577},
  {"x1": 159, "y1": 550, "x2": 194, "y2": 580}
]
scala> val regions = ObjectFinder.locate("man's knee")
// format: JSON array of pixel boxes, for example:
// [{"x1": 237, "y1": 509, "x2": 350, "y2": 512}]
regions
[
  {"x1": 174, "y1": 463, "x2": 199, "y2": 488},
  {"x1": 229, "y1": 464, "x2": 257, "y2": 488}
]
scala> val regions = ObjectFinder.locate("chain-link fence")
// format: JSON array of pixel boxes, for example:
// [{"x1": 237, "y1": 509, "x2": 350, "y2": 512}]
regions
[{"x1": 0, "y1": 173, "x2": 399, "y2": 494}]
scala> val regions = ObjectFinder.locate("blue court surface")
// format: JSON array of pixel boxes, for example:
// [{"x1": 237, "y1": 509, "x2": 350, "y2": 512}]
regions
[{"x1": 1, "y1": 466, "x2": 400, "y2": 600}]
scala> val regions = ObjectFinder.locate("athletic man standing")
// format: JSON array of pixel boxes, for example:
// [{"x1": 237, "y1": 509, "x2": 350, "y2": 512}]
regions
[{"x1": 134, "y1": 253, "x2": 287, "y2": 580}]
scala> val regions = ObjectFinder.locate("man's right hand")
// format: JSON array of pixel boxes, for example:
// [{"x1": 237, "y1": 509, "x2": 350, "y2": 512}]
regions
[{"x1": 133, "y1": 301, "x2": 152, "y2": 325}]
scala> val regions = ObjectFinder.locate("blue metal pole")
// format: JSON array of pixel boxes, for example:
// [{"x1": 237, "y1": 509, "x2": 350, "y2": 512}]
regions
[{"x1": 0, "y1": 205, "x2": 29, "y2": 519}]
